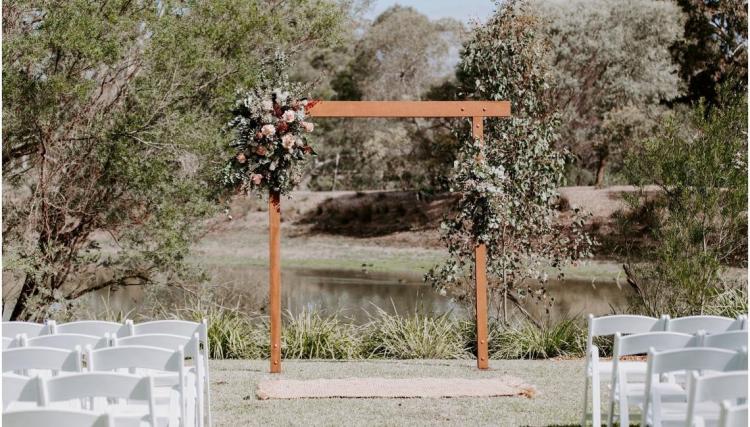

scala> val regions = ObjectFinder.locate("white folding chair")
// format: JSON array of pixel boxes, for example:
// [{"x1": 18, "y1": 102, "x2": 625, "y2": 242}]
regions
[
  {"x1": 607, "y1": 332, "x2": 697, "y2": 427},
  {"x1": 666, "y1": 315, "x2": 737, "y2": 334},
  {"x1": 3, "y1": 374, "x2": 42, "y2": 410},
  {"x1": 681, "y1": 371, "x2": 749, "y2": 427},
  {"x1": 87, "y1": 345, "x2": 187, "y2": 427},
  {"x1": 719, "y1": 401, "x2": 748, "y2": 427},
  {"x1": 703, "y1": 330, "x2": 748, "y2": 351},
  {"x1": 42, "y1": 372, "x2": 157, "y2": 426},
  {"x1": 51, "y1": 320, "x2": 129, "y2": 339},
  {"x1": 128, "y1": 319, "x2": 211, "y2": 427},
  {"x1": 3, "y1": 335, "x2": 23, "y2": 350},
  {"x1": 3, "y1": 408, "x2": 113, "y2": 427},
  {"x1": 22, "y1": 333, "x2": 109, "y2": 351},
  {"x1": 2, "y1": 346, "x2": 82, "y2": 377},
  {"x1": 114, "y1": 333, "x2": 204, "y2": 427},
  {"x1": 582, "y1": 314, "x2": 666, "y2": 426},
  {"x1": 2, "y1": 321, "x2": 50, "y2": 338},
  {"x1": 641, "y1": 347, "x2": 748, "y2": 427}
]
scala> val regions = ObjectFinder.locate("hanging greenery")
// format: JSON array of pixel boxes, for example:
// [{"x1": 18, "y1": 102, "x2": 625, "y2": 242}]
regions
[{"x1": 222, "y1": 55, "x2": 317, "y2": 196}]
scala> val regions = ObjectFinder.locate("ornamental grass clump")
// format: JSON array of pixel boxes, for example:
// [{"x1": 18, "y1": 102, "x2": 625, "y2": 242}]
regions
[
  {"x1": 361, "y1": 307, "x2": 469, "y2": 359},
  {"x1": 490, "y1": 318, "x2": 585, "y2": 359},
  {"x1": 282, "y1": 309, "x2": 360, "y2": 359}
]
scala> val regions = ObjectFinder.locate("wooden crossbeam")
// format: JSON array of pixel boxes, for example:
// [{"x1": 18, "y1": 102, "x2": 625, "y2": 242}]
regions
[{"x1": 307, "y1": 101, "x2": 510, "y2": 118}]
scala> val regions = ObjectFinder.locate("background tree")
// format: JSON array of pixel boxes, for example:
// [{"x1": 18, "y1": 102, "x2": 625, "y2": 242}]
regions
[
  {"x1": 622, "y1": 84, "x2": 748, "y2": 317},
  {"x1": 427, "y1": 0, "x2": 594, "y2": 324},
  {"x1": 671, "y1": 0, "x2": 748, "y2": 105},
  {"x1": 532, "y1": 0, "x2": 684, "y2": 186},
  {"x1": 2, "y1": 0, "x2": 345, "y2": 320},
  {"x1": 304, "y1": 5, "x2": 465, "y2": 191}
]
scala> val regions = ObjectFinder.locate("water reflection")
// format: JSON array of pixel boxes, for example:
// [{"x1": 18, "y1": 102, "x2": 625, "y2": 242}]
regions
[{"x1": 89, "y1": 266, "x2": 631, "y2": 324}]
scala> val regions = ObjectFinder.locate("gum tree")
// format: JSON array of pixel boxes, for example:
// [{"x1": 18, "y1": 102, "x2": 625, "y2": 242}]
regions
[{"x1": 427, "y1": 0, "x2": 594, "y2": 325}]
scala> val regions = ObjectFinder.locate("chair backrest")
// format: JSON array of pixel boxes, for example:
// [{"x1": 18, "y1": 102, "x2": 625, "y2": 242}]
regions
[
  {"x1": 2, "y1": 347, "x2": 82, "y2": 375},
  {"x1": 647, "y1": 347, "x2": 747, "y2": 376},
  {"x1": 23, "y1": 333, "x2": 109, "y2": 351},
  {"x1": 613, "y1": 331, "x2": 696, "y2": 357},
  {"x1": 719, "y1": 402, "x2": 748, "y2": 427},
  {"x1": 2, "y1": 408, "x2": 112, "y2": 427},
  {"x1": 667, "y1": 315, "x2": 736, "y2": 334},
  {"x1": 703, "y1": 331, "x2": 748, "y2": 351},
  {"x1": 586, "y1": 314, "x2": 664, "y2": 349},
  {"x1": 114, "y1": 333, "x2": 200, "y2": 358},
  {"x1": 127, "y1": 319, "x2": 208, "y2": 345},
  {"x1": 3, "y1": 336, "x2": 23, "y2": 350},
  {"x1": 686, "y1": 371, "x2": 748, "y2": 427},
  {"x1": 52, "y1": 321, "x2": 128, "y2": 338},
  {"x1": 3, "y1": 374, "x2": 41, "y2": 409},
  {"x1": 42, "y1": 372, "x2": 156, "y2": 424},
  {"x1": 87, "y1": 345, "x2": 184, "y2": 374},
  {"x1": 2, "y1": 322, "x2": 49, "y2": 339}
]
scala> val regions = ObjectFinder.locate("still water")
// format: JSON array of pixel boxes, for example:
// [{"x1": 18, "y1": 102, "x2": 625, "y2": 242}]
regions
[{"x1": 89, "y1": 266, "x2": 631, "y2": 323}]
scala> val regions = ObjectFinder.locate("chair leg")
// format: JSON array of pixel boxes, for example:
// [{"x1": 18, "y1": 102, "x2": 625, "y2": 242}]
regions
[
  {"x1": 619, "y1": 391, "x2": 629, "y2": 427},
  {"x1": 582, "y1": 373, "x2": 590, "y2": 426},
  {"x1": 592, "y1": 371, "x2": 601, "y2": 426}
]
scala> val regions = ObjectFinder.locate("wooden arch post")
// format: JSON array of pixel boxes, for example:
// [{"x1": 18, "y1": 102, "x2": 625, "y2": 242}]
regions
[{"x1": 268, "y1": 101, "x2": 511, "y2": 373}]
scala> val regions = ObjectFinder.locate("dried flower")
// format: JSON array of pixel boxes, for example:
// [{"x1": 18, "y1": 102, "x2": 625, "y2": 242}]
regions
[
  {"x1": 301, "y1": 122, "x2": 314, "y2": 133},
  {"x1": 256, "y1": 146, "x2": 268, "y2": 156},
  {"x1": 261, "y1": 124, "x2": 276, "y2": 137},
  {"x1": 251, "y1": 174, "x2": 263, "y2": 185},
  {"x1": 281, "y1": 134, "x2": 295, "y2": 151},
  {"x1": 236, "y1": 153, "x2": 247, "y2": 163}
]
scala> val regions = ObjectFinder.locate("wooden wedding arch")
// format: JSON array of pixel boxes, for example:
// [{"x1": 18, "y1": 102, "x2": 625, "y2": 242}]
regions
[{"x1": 267, "y1": 101, "x2": 511, "y2": 373}]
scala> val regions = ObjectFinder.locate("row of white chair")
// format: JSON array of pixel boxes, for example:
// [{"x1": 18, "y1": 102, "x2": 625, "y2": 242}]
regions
[
  {"x1": 581, "y1": 314, "x2": 747, "y2": 426},
  {"x1": 4, "y1": 344, "x2": 194, "y2": 427},
  {"x1": 2, "y1": 319, "x2": 212, "y2": 427},
  {"x1": 4, "y1": 372, "x2": 159, "y2": 426}
]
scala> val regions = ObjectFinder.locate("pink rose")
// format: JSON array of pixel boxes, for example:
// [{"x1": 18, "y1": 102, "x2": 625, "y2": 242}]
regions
[
  {"x1": 281, "y1": 134, "x2": 295, "y2": 151},
  {"x1": 236, "y1": 153, "x2": 247, "y2": 163},
  {"x1": 251, "y1": 174, "x2": 263, "y2": 185},
  {"x1": 301, "y1": 122, "x2": 314, "y2": 133},
  {"x1": 261, "y1": 124, "x2": 276, "y2": 137},
  {"x1": 282, "y1": 110, "x2": 296, "y2": 123}
]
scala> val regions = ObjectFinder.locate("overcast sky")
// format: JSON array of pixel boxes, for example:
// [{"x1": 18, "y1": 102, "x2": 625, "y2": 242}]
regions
[{"x1": 365, "y1": 0, "x2": 497, "y2": 23}]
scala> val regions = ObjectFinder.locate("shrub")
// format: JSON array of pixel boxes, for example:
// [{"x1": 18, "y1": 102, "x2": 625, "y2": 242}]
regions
[
  {"x1": 282, "y1": 309, "x2": 360, "y2": 359},
  {"x1": 361, "y1": 308, "x2": 469, "y2": 359},
  {"x1": 490, "y1": 318, "x2": 585, "y2": 359}
]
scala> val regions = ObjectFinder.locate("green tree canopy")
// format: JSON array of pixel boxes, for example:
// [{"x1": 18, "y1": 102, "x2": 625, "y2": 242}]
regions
[{"x1": 2, "y1": 0, "x2": 345, "y2": 320}]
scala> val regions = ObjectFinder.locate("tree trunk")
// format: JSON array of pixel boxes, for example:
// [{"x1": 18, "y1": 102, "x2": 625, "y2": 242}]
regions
[
  {"x1": 9, "y1": 274, "x2": 38, "y2": 321},
  {"x1": 594, "y1": 154, "x2": 608, "y2": 187}
]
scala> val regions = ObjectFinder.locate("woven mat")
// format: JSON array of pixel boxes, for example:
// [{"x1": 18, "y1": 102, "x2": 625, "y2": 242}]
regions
[{"x1": 256, "y1": 376, "x2": 536, "y2": 400}]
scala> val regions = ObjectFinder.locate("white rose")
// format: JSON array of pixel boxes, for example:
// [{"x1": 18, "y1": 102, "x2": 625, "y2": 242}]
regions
[
  {"x1": 261, "y1": 124, "x2": 276, "y2": 137},
  {"x1": 282, "y1": 110, "x2": 296, "y2": 123},
  {"x1": 281, "y1": 134, "x2": 295, "y2": 151}
]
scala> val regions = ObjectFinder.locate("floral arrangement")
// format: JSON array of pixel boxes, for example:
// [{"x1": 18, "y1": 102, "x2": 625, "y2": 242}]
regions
[{"x1": 222, "y1": 74, "x2": 317, "y2": 196}]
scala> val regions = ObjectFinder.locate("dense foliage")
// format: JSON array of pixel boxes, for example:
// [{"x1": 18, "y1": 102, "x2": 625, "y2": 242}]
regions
[
  {"x1": 623, "y1": 87, "x2": 748, "y2": 317},
  {"x1": 2, "y1": 0, "x2": 345, "y2": 320},
  {"x1": 534, "y1": 0, "x2": 684, "y2": 186},
  {"x1": 426, "y1": 1, "x2": 594, "y2": 324}
]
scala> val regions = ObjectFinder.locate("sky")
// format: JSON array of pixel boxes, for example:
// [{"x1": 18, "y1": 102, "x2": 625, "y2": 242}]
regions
[{"x1": 365, "y1": 0, "x2": 496, "y2": 24}]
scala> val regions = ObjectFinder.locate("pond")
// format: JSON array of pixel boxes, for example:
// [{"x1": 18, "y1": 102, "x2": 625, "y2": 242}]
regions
[{"x1": 88, "y1": 266, "x2": 632, "y2": 323}]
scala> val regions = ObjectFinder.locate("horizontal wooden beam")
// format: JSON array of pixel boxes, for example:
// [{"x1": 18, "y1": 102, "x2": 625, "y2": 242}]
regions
[{"x1": 307, "y1": 101, "x2": 510, "y2": 118}]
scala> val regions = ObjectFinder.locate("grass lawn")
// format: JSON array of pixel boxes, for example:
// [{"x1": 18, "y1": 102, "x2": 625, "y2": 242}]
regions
[{"x1": 210, "y1": 359, "x2": 588, "y2": 426}]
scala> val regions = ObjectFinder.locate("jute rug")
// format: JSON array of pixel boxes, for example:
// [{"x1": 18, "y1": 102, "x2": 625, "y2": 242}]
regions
[{"x1": 256, "y1": 376, "x2": 536, "y2": 400}]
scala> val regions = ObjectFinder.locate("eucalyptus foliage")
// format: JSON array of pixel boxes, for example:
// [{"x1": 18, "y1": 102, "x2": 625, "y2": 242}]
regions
[{"x1": 426, "y1": 0, "x2": 594, "y2": 323}]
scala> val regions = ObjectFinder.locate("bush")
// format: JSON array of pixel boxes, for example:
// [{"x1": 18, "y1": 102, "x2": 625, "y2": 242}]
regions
[
  {"x1": 490, "y1": 318, "x2": 585, "y2": 359},
  {"x1": 361, "y1": 308, "x2": 469, "y2": 359},
  {"x1": 282, "y1": 309, "x2": 360, "y2": 359}
]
